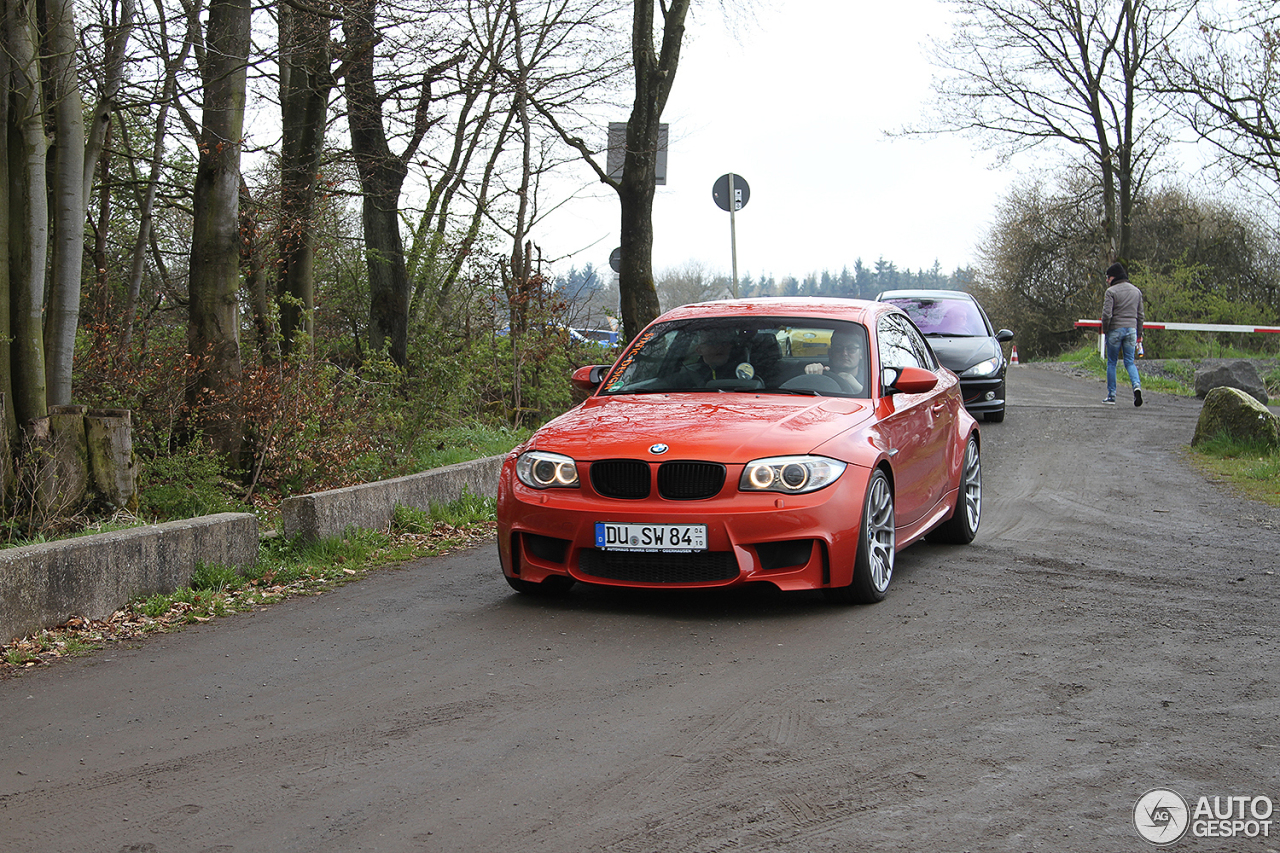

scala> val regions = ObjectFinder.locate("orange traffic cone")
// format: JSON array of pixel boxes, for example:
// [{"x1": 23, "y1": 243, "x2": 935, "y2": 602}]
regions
[{"x1": 1010, "y1": 346, "x2": 1019, "y2": 365}]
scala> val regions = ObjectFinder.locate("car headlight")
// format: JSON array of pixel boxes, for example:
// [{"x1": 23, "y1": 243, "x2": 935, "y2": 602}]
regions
[
  {"x1": 740, "y1": 456, "x2": 846, "y2": 494},
  {"x1": 515, "y1": 451, "x2": 580, "y2": 489},
  {"x1": 960, "y1": 356, "x2": 1002, "y2": 378}
]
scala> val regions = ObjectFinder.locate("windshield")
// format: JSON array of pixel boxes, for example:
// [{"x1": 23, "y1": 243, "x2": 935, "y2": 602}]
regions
[
  {"x1": 602, "y1": 317, "x2": 870, "y2": 398},
  {"x1": 881, "y1": 296, "x2": 989, "y2": 337}
]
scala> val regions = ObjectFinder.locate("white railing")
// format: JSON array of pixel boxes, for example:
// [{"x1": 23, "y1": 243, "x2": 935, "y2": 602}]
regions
[{"x1": 1075, "y1": 319, "x2": 1280, "y2": 358}]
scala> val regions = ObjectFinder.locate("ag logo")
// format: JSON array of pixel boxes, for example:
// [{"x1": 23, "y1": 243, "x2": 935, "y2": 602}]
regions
[{"x1": 1134, "y1": 788, "x2": 1190, "y2": 845}]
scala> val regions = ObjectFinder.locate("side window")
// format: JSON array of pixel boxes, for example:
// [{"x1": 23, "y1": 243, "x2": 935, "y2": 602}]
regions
[
  {"x1": 903, "y1": 321, "x2": 938, "y2": 370},
  {"x1": 878, "y1": 314, "x2": 926, "y2": 370}
]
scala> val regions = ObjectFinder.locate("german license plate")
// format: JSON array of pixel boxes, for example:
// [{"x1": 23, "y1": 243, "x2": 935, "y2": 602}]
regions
[{"x1": 595, "y1": 522, "x2": 707, "y2": 552}]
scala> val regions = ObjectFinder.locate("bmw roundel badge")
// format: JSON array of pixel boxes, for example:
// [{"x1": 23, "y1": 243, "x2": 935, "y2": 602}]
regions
[{"x1": 649, "y1": 443, "x2": 669, "y2": 455}]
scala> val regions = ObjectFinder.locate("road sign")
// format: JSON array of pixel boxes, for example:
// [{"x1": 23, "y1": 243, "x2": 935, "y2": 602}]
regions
[
  {"x1": 712, "y1": 173, "x2": 750, "y2": 212},
  {"x1": 609, "y1": 247, "x2": 622, "y2": 273},
  {"x1": 606, "y1": 123, "x2": 669, "y2": 185}
]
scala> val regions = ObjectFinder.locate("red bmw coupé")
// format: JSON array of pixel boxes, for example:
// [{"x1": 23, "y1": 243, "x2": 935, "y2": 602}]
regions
[{"x1": 496, "y1": 298, "x2": 982, "y2": 603}]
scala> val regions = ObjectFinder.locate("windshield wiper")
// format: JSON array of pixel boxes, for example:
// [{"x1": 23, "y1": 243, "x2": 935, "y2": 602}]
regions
[{"x1": 765, "y1": 387, "x2": 822, "y2": 396}]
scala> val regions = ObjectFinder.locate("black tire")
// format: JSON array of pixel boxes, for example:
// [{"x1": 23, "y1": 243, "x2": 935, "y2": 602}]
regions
[
  {"x1": 825, "y1": 469, "x2": 895, "y2": 604},
  {"x1": 505, "y1": 574, "x2": 576, "y2": 596},
  {"x1": 929, "y1": 434, "x2": 981, "y2": 544}
]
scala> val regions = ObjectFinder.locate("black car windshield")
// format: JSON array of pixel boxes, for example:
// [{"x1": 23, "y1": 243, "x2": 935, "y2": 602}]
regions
[
  {"x1": 882, "y1": 297, "x2": 988, "y2": 337},
  {"x1": 601, "y1": 317, "x2": 871, "y2": 398}
]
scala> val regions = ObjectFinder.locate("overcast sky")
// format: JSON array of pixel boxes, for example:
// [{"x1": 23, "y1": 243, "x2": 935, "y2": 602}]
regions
[{"x1": 535, "y1": 0, "x2": 1023, "y2": 283}]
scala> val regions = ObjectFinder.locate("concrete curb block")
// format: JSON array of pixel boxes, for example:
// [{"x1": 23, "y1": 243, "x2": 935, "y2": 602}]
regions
[
  {"x1": 1, "y1": 455, "x2": 506, "y2": 643},
  {"x1": 281, "y1": 455, "x2": 505, "y2": 543},
  {"x1": 1, "y1": 513, "x2": 258, "y2": 642}
]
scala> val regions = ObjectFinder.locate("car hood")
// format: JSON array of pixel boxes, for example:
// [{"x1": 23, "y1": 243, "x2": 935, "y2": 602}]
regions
[
  {"x1": 926, "y1": 336, "x2": 1001, "y2": 372},
  {"x1": 528, "y1": 394, "x2": 875, "y2": 462}
]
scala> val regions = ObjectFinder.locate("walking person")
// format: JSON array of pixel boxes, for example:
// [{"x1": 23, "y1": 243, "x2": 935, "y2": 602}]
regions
[{"x1": 1100, "y1": 262, "x2": 1144, "y2": 406}]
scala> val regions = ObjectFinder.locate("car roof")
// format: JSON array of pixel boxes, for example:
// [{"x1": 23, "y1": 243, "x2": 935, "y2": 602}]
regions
[
  {"x1": 877, "y1": 289, "x2": 979, "y2": 303},
  {"x1": 655, "y1": 297, "x2": 882, "y2": 325},
  {"x1": 880, "y1": 286, "x2": 977, "y2": 300}
]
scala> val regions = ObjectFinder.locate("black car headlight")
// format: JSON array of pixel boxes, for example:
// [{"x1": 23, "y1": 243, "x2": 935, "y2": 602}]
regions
[
  {"x1": 515, "y1": 451, "x2": 580, "y2": 489},
  {"x1": 960, "y1": 356, "x2": 1002, "y2": 379},
  {"x1": 740, "y1": 456, "x2": 846, "y2": 494}
]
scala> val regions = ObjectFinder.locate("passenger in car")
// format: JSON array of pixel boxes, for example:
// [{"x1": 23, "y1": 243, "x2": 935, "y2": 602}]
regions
[{"x1": 674, "y1": 328, "x2": 747, "y2": 385}]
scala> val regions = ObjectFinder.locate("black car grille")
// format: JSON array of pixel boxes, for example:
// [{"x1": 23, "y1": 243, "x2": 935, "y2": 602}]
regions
[
  {"x1": 657, "y1": 462, "x2": 725, "y2": 500},
  {"x1": 578, "y1": 549, "x2": 739, "y2": 584},
  {"x1": 591, "y1": 459, "x2": 651, "y2": 499},
  {"x1": 589, "y1": 460, "x2": 726, "y2": 501}
]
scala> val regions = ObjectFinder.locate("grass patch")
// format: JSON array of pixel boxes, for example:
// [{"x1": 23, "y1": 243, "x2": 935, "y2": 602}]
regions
[
  {"x1": 1187, "y1": 434, "x2": 1280, "y2": 507},
  {"x1": 1048, "y1": 344, "x2": 1194, "y2": 396},
  {"x1": 411, "y1": 425, "x2": 527, "y2": 471}
]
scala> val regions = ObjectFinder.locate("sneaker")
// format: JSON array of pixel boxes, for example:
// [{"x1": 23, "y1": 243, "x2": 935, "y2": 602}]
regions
[
  {"x1": 1103, "y1": 396, "x2": 1116, "y2": 404},
  {"x1": 1134, "y1": 389, "x2": 1143, "y2": 407}
]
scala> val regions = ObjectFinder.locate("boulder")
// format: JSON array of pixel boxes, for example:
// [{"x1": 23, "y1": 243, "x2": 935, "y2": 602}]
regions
[
  {"x1": 1194, "y1": 360, "x2": 1269, "y2": 404},
  {"x1": 1192, "y1": 386, "x2": 1280, "y2": 449}
]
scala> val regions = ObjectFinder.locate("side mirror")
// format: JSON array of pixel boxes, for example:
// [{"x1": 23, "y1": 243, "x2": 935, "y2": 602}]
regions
[
  {"x1": 571, "y1": 364, "x2": 609, "y2": 392},
  {"x1": 882, "y1": 365, "x2": 939, "y2": 395},
  {"x1": 996, "y1": 329, "x2": 1014, "y2": 343}
]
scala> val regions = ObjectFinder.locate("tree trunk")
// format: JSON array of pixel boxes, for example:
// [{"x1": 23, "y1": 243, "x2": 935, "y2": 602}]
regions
[
  {"x1": 8, "y1": 0, "x2": 49, "y2": 429},
  {"x1": 0, "y1": 3, "x2": 16, "y2": 445},
  {"x1": 615, "y1": 0, "x2": 689, "y2": 342},
  {"x1": 343, "y1": 0, "x2": 411, "y2": 366},
  {"x1": 86, "y1": 408, "x2": 137, "y2": 511},
  {"x1": 278, "y1": 0, "x2": 333, "y2": 356},
  {"x1": 44, "y1": 403, "x2": 89, "y2": 510},
  {"x1": 240, "y1": 181, "x2": 278, "y2": 363},
  {"x1": 41, "y1": 0, "x2": 86, "y2": 408},
  {"x1": 186, "y1": 0, "x2": 250, "y2": 462}
]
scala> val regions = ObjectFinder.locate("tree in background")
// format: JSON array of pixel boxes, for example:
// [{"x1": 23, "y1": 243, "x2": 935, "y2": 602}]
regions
[
  {"x1": 534, "y1": 0, "x2": 691, "y2": 343},
  {"x1": 40, "y1": 0, "x2": 85, "y2": 408},
  {"x1": 654, "y1": 260, "x2": 728, "y2": 310},
  {"x1": 185, "y1": 0, "x2": 251, "y2": 459},
  {"x1": 915, "y1": 0, "x2": 1195, "y2": 264},
  {"x1": 277, "y1": 0, "x2": 337, "y2": 357},
  {"x1": 1161, "y1": 2, "x2": 1280, "y2": 212},
  {"x1": 4, "y1": 0, "x2": 50, "y2": 433},
  {"x1": 975, "y1": 173, "x2": 1280, "y2": 357}
]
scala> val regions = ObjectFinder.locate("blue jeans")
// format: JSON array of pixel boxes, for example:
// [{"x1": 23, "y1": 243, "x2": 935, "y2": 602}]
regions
[{"x1": 1106, "y1": 327, "x2": 1141, "y2": 398}]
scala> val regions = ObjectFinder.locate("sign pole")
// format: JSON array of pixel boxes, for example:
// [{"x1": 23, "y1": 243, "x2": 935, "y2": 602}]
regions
[
  {"x1": 712, "y1": 173, "x2": 749, "y2": 299},
  {"x1": 728, "y1": 173, "x2": 739, "y2": 298}
]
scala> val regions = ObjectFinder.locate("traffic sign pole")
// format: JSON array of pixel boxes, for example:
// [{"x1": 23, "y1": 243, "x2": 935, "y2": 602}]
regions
[
  {"x1": 712, "y1": 173, "x2": 749, "y2": 299},
  {"x1": 728, "y1": 174, "x2": 739, "y2": 298}
]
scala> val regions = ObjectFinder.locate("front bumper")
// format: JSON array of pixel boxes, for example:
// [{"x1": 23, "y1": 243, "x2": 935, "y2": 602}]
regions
[
  {"x1": 497, "y1": 463, "x2": 869, "y2": 592},
  {"x1": 958, "y1": 375, "x2": 1006, "y2": 413}
]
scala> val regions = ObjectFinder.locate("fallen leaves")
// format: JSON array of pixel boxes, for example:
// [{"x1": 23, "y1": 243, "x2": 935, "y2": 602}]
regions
[{"x1": 1, "y1": 520, "x2": 498, "y2": 678}]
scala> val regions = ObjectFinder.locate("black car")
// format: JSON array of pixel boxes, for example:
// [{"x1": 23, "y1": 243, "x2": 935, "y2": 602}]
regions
[{"x1": 876, "y1": 289, "x2": 1014, "y2": 422}]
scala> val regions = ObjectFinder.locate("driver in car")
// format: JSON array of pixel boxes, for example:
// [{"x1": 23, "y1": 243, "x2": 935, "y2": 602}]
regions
[{"x1": 805, "y1": 331, "x2": 865, "y2": 393}]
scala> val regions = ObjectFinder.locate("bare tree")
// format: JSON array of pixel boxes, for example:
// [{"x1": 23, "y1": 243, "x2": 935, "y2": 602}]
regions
[
  {"x1": 41, "y1": 0, "x2": 86, "y2": 407},
  {"x1": 6, "y1": 0, "x2": 50, "y2": 430},
  {"x1": 341, "y1": 0, "x2": 472, "y2": 367},
  {"x1": 912, "y1": 0, "x2": 1194, "y2": 263},
  {"x1": 531, "y1": 0, "x2": 691, "y2": 342},
  {"x1": 278, "y1": 0, "x2": 338, "y2": 355},
  {"x1": 1160, "y1": 2, "x2": 1280, "y2": 205},
  {"x1": 655, "y1": 259, "x2": 728, "y2": 310},
  {"x1": 186, "y1": 0, "x2": 252, "y2": 458}
]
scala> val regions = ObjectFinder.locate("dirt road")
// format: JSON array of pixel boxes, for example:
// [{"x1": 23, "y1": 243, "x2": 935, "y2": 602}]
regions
[{"x1": 2, "y1": 366, "x2": 1277, "y2": 852}]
